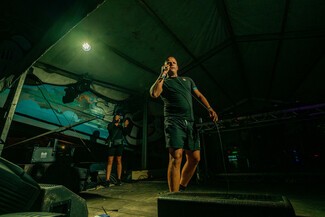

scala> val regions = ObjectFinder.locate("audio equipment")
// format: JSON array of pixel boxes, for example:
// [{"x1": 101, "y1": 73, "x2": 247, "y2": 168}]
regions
[
  {"x1": 158, "y1": 192, "x2": 295, "y2": 217},
  {"x1": 0, "y1": 157, "x2": 41, "y2": 214},
  {"x1": 32, "y1": 184, "x2": 88, "y2": 217}
]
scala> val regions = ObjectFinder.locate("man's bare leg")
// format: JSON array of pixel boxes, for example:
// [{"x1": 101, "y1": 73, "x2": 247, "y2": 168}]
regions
[
  {"x1": 167, "y1": 148, "x2": 183, "y2": 192},
  {"x1": 180, "y1": 150, "x2": 200, "y2": 187}
]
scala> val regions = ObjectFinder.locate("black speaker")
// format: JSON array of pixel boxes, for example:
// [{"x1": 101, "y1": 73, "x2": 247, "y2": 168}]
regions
[
  {"x1": 32, "y1": 184, "x2": 88, "y2": 217},
  {"x1": 0, "y1": 212, "x2": 65, "y2": 217},
  {"x1": 31, "y1": 147, "x2": 56, "y2": 163},
  {"x1": 0, "y1": 157, "x2": 41, "y2": 214},
  {"x1": 158, "y1": 192, "x2": 295, "y2": 217},
  {"x1": 41, "y1": 163, "x2": 82, "y2": 193}
]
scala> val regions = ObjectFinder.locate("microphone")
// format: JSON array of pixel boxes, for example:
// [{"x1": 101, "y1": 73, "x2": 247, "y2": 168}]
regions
[
  {"x1": 162, "y1": 65, "x2": 169, "y2": 72},
  {"x1": 160, "y1": 66, "x2": 168, "y2": 80}
]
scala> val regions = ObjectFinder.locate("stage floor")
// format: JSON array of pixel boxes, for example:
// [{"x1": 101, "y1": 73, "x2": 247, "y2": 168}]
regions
[{"x1": 80, "y1": 177, "x2": 325, "y2": 217}]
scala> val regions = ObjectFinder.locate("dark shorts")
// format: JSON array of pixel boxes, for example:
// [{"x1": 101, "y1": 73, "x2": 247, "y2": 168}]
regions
[
  {"x1": 164, "y1": 117, "x2": 200, "y2": 150},
  {"x1": 107, "y1": 144, "x2": 124, "y2": 157}
]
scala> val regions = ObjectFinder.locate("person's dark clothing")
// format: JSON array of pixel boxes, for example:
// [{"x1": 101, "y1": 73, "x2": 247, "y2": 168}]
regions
[
  {"x1": 160, "y1": 77, "x2": 199, "y2": 150},
  {"x1": 160, "y1": 76, "x2": 197, "y2": 121},
  {"x1": 106, "y1": 121, "x2": 130, "y2": 156}
]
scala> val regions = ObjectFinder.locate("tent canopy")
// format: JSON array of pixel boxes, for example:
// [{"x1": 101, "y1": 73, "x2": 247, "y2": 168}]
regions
[{"x1": 1, "y1": 0, "x2": 325, "y2": 122}]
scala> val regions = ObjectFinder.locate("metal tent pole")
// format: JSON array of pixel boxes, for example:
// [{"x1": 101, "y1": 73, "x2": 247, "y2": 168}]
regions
[{"x1": 0, "y1": 69, "x2": 29, "y2": 156}]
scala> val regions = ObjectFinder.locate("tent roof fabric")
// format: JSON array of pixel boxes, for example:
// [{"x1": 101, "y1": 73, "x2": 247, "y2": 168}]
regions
[{"x1": 1, "y1": 0, "x2": 325, "y2": 120}]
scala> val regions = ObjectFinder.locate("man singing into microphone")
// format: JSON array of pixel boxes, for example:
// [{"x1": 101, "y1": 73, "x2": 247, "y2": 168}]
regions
[{"x1": 150, "y1": 56, "x2": 218, "y2": 192}]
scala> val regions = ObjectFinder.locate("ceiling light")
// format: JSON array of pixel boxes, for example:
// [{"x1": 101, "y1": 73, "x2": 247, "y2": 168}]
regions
[{"x1": 82, "y1": 42, "x2": 91, "y2": 51}]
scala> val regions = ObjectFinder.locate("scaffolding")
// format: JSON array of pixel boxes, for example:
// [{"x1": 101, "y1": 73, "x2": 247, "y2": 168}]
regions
[{"x1": 197, "y1": 103, "x2": 325, "y2": 132}]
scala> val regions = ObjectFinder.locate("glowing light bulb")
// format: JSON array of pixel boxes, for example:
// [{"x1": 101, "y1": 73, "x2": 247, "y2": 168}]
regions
[{"x1": 82, "y1": 42, "x2": 91, "y2": 51}]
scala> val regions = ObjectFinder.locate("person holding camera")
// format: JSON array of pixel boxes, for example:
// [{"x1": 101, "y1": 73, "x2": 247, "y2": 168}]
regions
[{"x1": 104, "y1": 114, "x2": 130, "y2": 187}]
